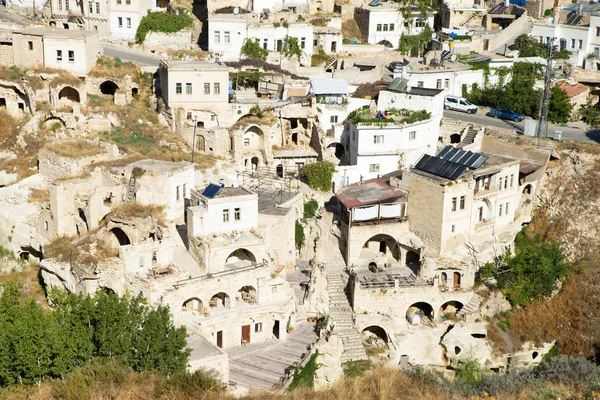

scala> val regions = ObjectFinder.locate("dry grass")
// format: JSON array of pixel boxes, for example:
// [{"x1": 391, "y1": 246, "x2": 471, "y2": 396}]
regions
[
  {"x1": 46, "y1": 140, "x2": 104, "y2": 158},
  {"x1": 230, "y1": 113, "x2": 277, "y2": 131},
  {"x1": 28, "y1": 188, "x2": 50, "y2": 203},
  {"x1": 167, "y1": 49, "x2": 208, "y2": 61},
  {"x1": 111, "y1": 202, "x2": 166, "y2": 226},
  {"x1": 0, "y1": 263, "x2": 48, "y2": 306},
  {"x1": 49, "y1": 72, "x2": 83, "y2": 88},
  {"x1": 486, "y1": 321, "x2": 511, "y2": 356},
  {"x1": 89, "y1": 56, "x2": 139, "y2": 79},
  {"x1": 45, "y1": 235, "x2": 119, "y2": 267}
]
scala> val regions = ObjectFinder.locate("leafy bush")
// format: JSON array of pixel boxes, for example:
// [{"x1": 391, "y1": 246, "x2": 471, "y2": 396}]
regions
[
  {"x1": 303, "y1": 161, "x2": 336, "y2": 192},
  {"x1": 480, "y1": 231, "x2": 567, "y2": 306},
  {"x1": 295, "y1": 220, "x2": 305, "y2": 248},
  {"x1": 548, "y1": 86, "x2": 572, "y2": 123},
  {"x1": 136, "y1": 11, "x2": 194, "y2": 44},
  {"x1": 303, "y1": 199, "x2": 319, "y2": 219},
  {"x1": 240, "y1": 39, "x2": 269, "y2": 61},
  {"x1": 249, "y1": 104, "x2": 263, "y2": 118}
]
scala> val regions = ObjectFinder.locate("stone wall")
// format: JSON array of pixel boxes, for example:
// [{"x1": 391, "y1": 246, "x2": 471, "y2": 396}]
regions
[{"x1": 39, "y1": 141, "x2": 120, "y2": 181}]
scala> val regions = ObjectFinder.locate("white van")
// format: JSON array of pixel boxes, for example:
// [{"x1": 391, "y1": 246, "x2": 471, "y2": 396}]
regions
[{"x1": 444, "y1": 96, "x2": 477, "y2": 114}]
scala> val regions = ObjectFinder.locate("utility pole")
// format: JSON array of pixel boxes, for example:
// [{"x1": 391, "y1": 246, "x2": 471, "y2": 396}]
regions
[
  {"x1": 536, "y1": 39, "x2": 554, "y2": 138},
  {"x1": 191, "y1": 116, "x2": 197, "y2": 163}
]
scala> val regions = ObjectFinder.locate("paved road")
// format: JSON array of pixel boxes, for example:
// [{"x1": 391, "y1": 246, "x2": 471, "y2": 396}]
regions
[
  {"x1": 0, "y1": 6, "x2": 28, "y2": 25},
  {"x1": 101, "y1": 44, "x2": 161, "y2": 67},
  {"x1": 443, "y1": 109, "x2": 600, "y2": 144}
]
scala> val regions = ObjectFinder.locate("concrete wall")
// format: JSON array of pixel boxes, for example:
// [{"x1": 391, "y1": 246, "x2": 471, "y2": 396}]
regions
[
  {"x1": 42, "y1": 33, "x2": 100, "y2": 76},
  {"x1": 12, "y1": 33, "x2": 44, "y2": 69}
]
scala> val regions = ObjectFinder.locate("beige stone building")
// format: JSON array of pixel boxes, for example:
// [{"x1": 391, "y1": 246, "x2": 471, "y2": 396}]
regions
[{"x1": 49, "y1": 0, "x2": 110, "y2": 36}]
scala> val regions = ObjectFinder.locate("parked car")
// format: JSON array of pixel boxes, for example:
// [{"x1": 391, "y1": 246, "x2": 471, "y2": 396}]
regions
[
  {"x1": 487, "y1": 108, "x2": 525, "y2": 122},
  {"x1": 444, "y1": 96, "x2": 478, "y2": 114}
]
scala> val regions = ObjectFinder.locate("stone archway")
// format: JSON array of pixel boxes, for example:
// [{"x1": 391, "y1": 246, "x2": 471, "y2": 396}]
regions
[
  {"x1": 209, "y1": 292, "x2": 231, "y2": 309},
  {"x1": 238, "y1": 285, "x2": 257, "y2": 304},
  {"x1": 58, "y1": 86, "x2": 80, "y2": 102},
  {"x1": 225, "y1": 248, "x2": 256, "y2": 268},
  {"x1": 523, "y1": 184, "x2": 532, "y2": 195},
  {"x1": 439, "y1": 301, "x2": 463, "y2": 320},
  {"x1": 360, "y1": 234, "x2": 401, "y2": 266},
  {"x1": 406, "y1": 302, "x2": 434, "y2": 326},
  {"x1": 243, "y1": 125, "x2": 264, "y2": 152},
  {"x1": 100, "y1": 80, "x2": 119, "y2": 95},
  {"x1": 108, "y1": 227, "x2": 131, "y2": 248},
  {"x1": 182, "y1": 297, "x2": 204, "y2": 312}
]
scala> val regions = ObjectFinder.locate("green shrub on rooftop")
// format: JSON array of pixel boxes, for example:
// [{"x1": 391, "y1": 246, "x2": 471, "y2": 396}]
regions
[{"x1": 136, "y1": 11, "x2": 194, "y2": 44}]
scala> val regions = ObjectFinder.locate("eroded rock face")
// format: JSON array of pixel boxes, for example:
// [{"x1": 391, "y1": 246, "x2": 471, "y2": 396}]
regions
[
  {"x1": 441, "y1": 322, "x2": 506, "y2": 370},
  {"x1": 314, "y1": 334, "x2": 343, "y2": 390},
  {"x1": 40, "y1": 259, "x2": 77, "y2": 293},
  {"x1": 480, "y1": 290, "x2": 512, "y2": 319}
]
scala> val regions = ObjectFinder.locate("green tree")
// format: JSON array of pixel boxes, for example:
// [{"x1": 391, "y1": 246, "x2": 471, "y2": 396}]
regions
[
  {"x1": 240, "y1": 38, "x2": 269, "y2": 61},
  {"x1": 134, "y1": 306, "x2": 189, "y2": 373},
  {"x1": 515, "y1": 34, "x2": 548, "y2": 58},
  {"x1": 480, "y1": 232, "x2": 567, "y2": 306},
  {"x1": 578, "y1": 95, "x2": 600, "y2": 125},
  {"x1": 295, "y1": 220, "x2": 305, "y2": 249},
  {"x1": 398, "y1": 25, "x2": 433, "y2": 56},
  {"x1": 282, "y1": 36, "x2": 303, "y2": 60},
  {"x1": 548, "y1": 86, "x2": 572, "y2": 124}
]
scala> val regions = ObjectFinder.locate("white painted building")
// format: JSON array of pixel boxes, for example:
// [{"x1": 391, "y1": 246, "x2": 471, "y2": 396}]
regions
[
  {"x1": 377, "y1": 78, "x2": 445, "y2": 124},
  {"x1": 393, "y1": 57, "x2": 485, "y2": 97},
  {"x1": 531, "y1": 9, "x2": 600, "y2": 68},
  {"x1": 208, "y1": 13, "x2": 315, "y2": 62},
  {"x1": 188, "y1": 184, "x2": 258, "y2": 237},
  {"x1": 17, "y1": 28, "x2": 99, "y2": 76},
  {"x1": 109, "y1": 0, "x2": 161, "y2": 41},
  {"x1": 252, "y1": 0, "x2": 309, "y2": 13},
  {"x1": 354, "y1": 2, "x2": 435, "y2": 47}
]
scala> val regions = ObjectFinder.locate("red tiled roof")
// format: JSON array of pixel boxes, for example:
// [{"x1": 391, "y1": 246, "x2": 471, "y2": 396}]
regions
[
  {"x1": 336, "y1": 178, "x2": 407, "y2": 208},
  {"x1": 556, "y1": 82, "x2": 588, "y2": 98}
]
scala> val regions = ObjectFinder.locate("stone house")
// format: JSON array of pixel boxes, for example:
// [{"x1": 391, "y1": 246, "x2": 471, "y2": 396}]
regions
[
  {"x1": 400, "y1": 145, "x2": 522, "y2": 258},
  {"x1": 109, "y1": 0, "x2": 162, "y2": 41},
  {"x1": 0, "y1": 27, "x2": 99, "y2": 77},
  {"x1": 353, "y1": 1, "x2": 435, "y2": 47},
  {"x1": 49, "y1": 0, "x2": 110, "y2": 36}
]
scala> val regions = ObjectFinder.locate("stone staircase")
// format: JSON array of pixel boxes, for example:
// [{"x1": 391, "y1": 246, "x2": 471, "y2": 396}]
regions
[
  {"x1": 228, "y1": 321, "x2": 319, "y2": 391},
  {"x1": 458, "y1": 293, "x2": 484, "y2": 318},
  {"x1": 126, "y1": 175, "x2": 137, "y2": 201},
  {"x1": 457, "y1": 126, "x2": 480, "y2": 148},
  {"x1": 326, "y1": 273, "x2": 368, "y2": 363},
  {"x1": 459, "y1": 13, "x2": 480, "y2": 27}
]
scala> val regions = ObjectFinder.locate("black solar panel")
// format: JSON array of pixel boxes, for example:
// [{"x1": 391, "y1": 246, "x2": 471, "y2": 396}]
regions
[
  {"x1": 437, "y1": 146, "x2": 488, "y2": 169},
  {"x1": 387, "y1": 78, "x2": 408, "y2": 92},
  {"x1": 202, "y1": 183, "x2": 222, "y2": 199},
  {"x1": 414, "y1": 154, "x2": 467, "y2": 181},
  {"x1": 441, "y1": 50, "x2": 451, "y2": 60},
  {"x1": 565, "y1": 12, "x2": 578, "y2": 24}
]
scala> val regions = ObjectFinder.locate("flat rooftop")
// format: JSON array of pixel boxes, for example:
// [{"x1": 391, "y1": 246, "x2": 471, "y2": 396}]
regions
[
  {"x1": 129, "y1": 159, "x2": 194, "y2": 174},
  {"x1": 18, "y1": 27, "x2": 98, "y2": 39},
  {"x1": 258, "y1": 190, "x2": 297, "y2": 216},
  {"x1": 336, "y1": 178, "x2": 406, "y2": 208},
  {"x1": 161, "y1": 60, "x2": 228, "y2": 71}
]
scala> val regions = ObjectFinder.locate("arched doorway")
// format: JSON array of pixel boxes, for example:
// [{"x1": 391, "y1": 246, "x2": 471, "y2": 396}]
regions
[
  {"x1": 439, "y1": 301, "x2": 463, "y2": 320},
  {"x1": 131, "y1": 88, "x2": 139, "y2": 97},
  {"x1": 405, "y1": 250, "x2": 420, "y2": 274},
  {"x1": 243, "y1": 126, "x2": 264, "y2": 152},
  {"x1": 251, "y1": 156, "x2": 260, "y2": 171},
  {"x1": 326, "y1": 142, "x2": 344, "y2": 160},
  {"x1": 361, "y1": 325, "x2": 388, "y2": 356},
  {"x1": 378, "y1": 40, "x2": 393, "y2": 48},
  {"x1": 523, "y1": 184, "x2": 532, "y2": 195},
  {"x1": 360, "y1": 234, "x2": 400, "y2": 265},
  {"x1": 225, "y1": 248, "x2": 256, "y2": 268},
  {"x1": 109, "y1": 227, "x2": 131, "y2": 247},
  {"x1": 78, "y1": 208, "x2": 89, "y2": 232},
  {"x1": 182, "y1": 297, "x2": 203, "y2": 312},
  {"x1": 453, "y1": 272, "x2": 462, "y2": 289},
  {"x1": 450, "y1": 133, "x2": 461, "y2": 144},
  {"x1": 58, "y1": 86, "x2": 80, "y2": 102},
  {"x1": 99, "y1": 80, "x2": 119, "y2": 95},
  {"x1": 276, "y1": 164, "x2": 283, "y2": 177},
  {"x1": 209, "y1": 292, "x2": 231, "y2": 309},
  {"x1": 238, "y1": 285, "x2": 257, "y2": 304},
  {"x1": 406, "y1": 302, "x2": 434, "y2": 326},
  {"x1": 440, "y1": 272, "x2": 448, "y2": 287}
]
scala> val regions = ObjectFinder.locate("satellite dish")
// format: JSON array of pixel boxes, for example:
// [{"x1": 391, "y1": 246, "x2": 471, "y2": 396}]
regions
[
  {"x1": 548, "y1": 17, "x2": 554, "y2": 24},
  {"x1": 233, "y1": 6, "x2": 240, "y2": 14},
  {"x1": 232, "y1": 179, "x2": 240, "y2": 188}
]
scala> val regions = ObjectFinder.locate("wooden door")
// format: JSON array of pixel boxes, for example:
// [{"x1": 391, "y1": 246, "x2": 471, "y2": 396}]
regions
[
  {"x1": 241, "y1": 325, "x2": 251, "y2": 345},
  {"x1": 453, "y1": 272, "x2": 461, "y2": 289},
  {"x1": 216, "y1": 330, "x2": 223, "y2": 348}
]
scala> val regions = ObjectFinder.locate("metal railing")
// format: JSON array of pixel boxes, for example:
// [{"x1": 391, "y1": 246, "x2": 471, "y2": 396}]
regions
[{"x1": 173, "y1": 259, "x2": 268, "y2": 289}]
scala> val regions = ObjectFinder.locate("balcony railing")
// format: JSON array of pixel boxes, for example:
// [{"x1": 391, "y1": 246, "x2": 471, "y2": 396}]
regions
[
  {"x1": 173, "y1": 259, "x2": 268, "y2": 289},
  {"x1": 474, "y1": 219, "x2": 495, "y2": 231}
]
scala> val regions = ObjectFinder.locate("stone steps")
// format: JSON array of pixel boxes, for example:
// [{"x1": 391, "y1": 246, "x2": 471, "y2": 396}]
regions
[
  {"x1": 228, "y1": 321, "x2": 319, "y2": 391},
  {"x1": 458, "y1": 294, "x2": 484, "y2": 316}
]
